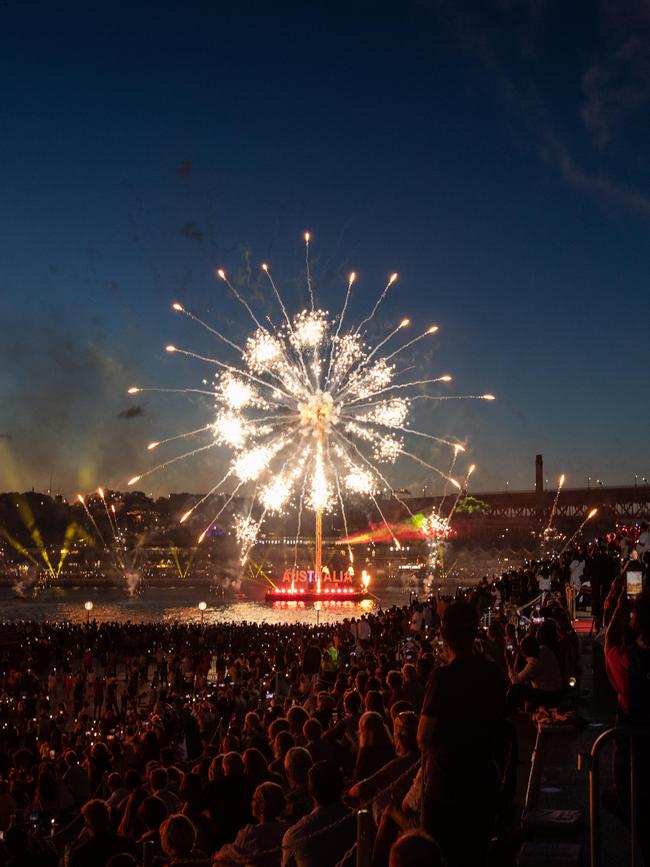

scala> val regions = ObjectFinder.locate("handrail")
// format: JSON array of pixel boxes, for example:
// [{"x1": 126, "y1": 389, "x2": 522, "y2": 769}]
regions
[{"x1": 579, "y1": 725, "x2": 650, "y2": 867}]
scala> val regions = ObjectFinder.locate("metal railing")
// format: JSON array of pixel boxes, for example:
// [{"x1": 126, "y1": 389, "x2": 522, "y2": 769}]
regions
[{"x1": 579, "y1": 726, "x2": 650, "y2": 867}]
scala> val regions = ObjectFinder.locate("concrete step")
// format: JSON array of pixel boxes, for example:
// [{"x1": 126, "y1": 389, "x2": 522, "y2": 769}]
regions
[
  {"x1": 523, "y1": 808, "x2": 583, "y2": 834},
  {"x1": 516, "y1": 841, "x2": 582, "y2": 867}
]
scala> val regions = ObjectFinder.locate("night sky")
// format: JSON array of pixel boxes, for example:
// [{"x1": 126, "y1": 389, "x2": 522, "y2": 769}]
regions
[{"x1": 1, "y1": 1, "x2": 649, "y2": 498}]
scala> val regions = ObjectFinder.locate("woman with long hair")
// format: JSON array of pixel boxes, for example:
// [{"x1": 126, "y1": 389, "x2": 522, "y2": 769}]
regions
[{"x1": 353, "y1": 711, "x2": 395, "y2": 782}]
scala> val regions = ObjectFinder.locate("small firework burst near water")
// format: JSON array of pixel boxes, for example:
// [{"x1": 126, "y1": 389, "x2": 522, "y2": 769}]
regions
[{"x1": 128, "y1": 234, "x2": 493, "y2": 562}]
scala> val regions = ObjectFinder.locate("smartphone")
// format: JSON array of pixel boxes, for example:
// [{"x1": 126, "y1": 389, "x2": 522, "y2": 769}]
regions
[
  {"x1": 265, "y1": 691, "x2": 274, "y2": 700},
  {"x1": 626, "y1": 570, "x2": 643, "y2": 598}
]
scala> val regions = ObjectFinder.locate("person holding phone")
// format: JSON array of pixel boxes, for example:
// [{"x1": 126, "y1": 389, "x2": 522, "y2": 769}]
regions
[{"x1": 620, "y1": 551, "x2": 644, "y2": 598}]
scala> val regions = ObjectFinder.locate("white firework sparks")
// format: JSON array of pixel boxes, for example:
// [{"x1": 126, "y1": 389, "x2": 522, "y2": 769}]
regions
[{"x1": 127, "y1": 234, "x2": 493, "y2": 559}]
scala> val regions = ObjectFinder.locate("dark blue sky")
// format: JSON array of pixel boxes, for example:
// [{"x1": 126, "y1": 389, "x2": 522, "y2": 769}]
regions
[{"x1": 1, "y1": 0, "x2": 649, "y2": 496}]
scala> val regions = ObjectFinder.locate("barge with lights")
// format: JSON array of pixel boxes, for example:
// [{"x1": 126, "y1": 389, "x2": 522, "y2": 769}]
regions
[
  {"x1": 265, "y1": 584, "x2": 371, "y2": 603},
  {"x1": 265, "y1": 567, "x2": 372, "y2": 604}
]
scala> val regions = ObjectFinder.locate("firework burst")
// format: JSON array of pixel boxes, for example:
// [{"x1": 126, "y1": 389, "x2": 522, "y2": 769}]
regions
[{"x1": 127, "y1": 235, "x2": 494, "y2": 562}]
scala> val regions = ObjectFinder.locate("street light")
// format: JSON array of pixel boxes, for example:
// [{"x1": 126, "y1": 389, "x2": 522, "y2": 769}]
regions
[
  {"x1": 198, "y1": 601, "x2": 207, "y2": 624},
  {"x1": 84, "y1": 600, "x2": 93, "y2": 625},
  {"x1": 587, "y1": 476, "x2": 591, "y2": 489}
]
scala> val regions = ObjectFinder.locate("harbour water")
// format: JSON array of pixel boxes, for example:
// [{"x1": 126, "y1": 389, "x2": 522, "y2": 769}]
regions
[{"x1": 0, "y1": 583, "x2": 412, "y2": 625}]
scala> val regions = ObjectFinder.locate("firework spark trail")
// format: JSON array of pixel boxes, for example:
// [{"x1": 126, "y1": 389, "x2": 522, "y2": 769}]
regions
[
  {"x1": 304, "y1": 233, "x2": 315, "y2": 310},
  {"x1": 293, "y1": 471, "x2": 309, "y2": 571},
  {"x1": 343, "y1": 378, "x2": 461, "y2": 406},
  {"x1": 198, "y1": 482, "x2": 245, "y2": 544},
  {"x1": 128, "y1": 233, "x2": 493, "y2": 561},
  {"x1": 128, "y1": 442, "x2": 222, "y2": 487},
  {"x1": 108, "y1": 504, "x2": 126, "y2": 570},
  {"x1": 262, "y1": 264, "x2": 313, "y2": 387},
  {"x1": 398, "y1": 448, "x2": 462, "y2": 488},
  {"x1": 410, "y1": 394, "x2": 496, "y2": 402},
  {"x1": 172, "y1": 303, "x2": 243, "y2": 352},
  {"x1": 147, "y1": 426, "x2": 213, "y2": 452},
  {"x1": 559, "y1": 508, "x2": 597, "y2": 555},
  {"x1": 77, "y1": 494, "x2": 107, "y2": 549},
  {"x1": 438, "y1": 445, "x2": 461, "y2": 517},
  {"x1": 332, "y1": 461, "x2": 353, "y2": 564},
  {"x1": 383, "y1": 325, "x2": 439, "y2": 362},
  {"x1": 129, "y1": 387, "x2": 215, "y2": 397},
  {"x1": 98, "y1": 489, "x2": 119, "y2": 540},
  {"x1": 164, "y1": 346, "x2": 296, "y2": 403},
  {"x1": 332, "y1": 428, "x2": 416, "y2": 520},
  {"x1": 326, "y1": 271, "x2": 356, "y2": 387},
  {"x1": 447, "y1": 463, "x2": 476, "y2": 523},
  {"x1": 369, "y1": 492, "x2": 401, "y2": 548},
  {"x1": 341, "y1": 415, "x2": 464, "y2": 451},
  {"x1": 99, "y1": 488, "x2": 131, "y2": 572},
  {"x1": 217, "y1": 270, "x2": 265, "y2": 330},
  {"x1": 545, "y1": 474, "x2": 566, "y2": 534},
  {"x1": 179, "y1": 471, "x2": 235, "y2": 525},
  {"x1": 350, "y1": 317, "x2": 409, "y2": 374},
  {"x1": 355, "y1": 273, "x2": 398, "y2": 335}
]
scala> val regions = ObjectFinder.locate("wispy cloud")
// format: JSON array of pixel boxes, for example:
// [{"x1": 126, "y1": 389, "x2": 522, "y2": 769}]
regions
[
  {"x1": 429, "y1": 0, "x2": 650, "y2": 217},
  {"x1": 541, "y1": 132, "x2": 650, "y2": 214},
  {"x1": 581, "y1": 0, "x2": 650, "y2": 149}
]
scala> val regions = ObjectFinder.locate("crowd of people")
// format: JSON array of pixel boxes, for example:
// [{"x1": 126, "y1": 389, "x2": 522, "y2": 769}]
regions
[{"x1": 0, "y1": 534, "x2": 647, "y2": 867}]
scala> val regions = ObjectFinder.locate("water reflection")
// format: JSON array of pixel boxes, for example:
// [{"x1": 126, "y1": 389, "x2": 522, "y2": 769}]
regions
[{"x1": 0, "y1": 585, "x2": 404, "y2": 625}]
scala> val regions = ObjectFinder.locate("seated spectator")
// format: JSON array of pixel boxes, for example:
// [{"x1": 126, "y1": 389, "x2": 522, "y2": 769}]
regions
[
  {"x1": 385, "y1": 671, "x2": 407, "y2": 710},
  {"x1": 286, "y1": 706, "x2": 309, "y2": 747},
  {"x1": 364, "y1": 690, "x2": 388, "y2": 720},
  {"x1": 32, "y1": 768, "x2": 73, "y2": 822},
  {"x1": 106, "y1": 773, "x2": 129, "y2": 818},
  {"x1": 159, "y1": 813, "x2": 207, "y2": 866},
  {"x1": 149, "y1": 767, "x2": 181, "y2": 815},
  {"x1": 400, "y1": 665, "x2": 424, "y2": 713},
  {"x1": 348, "y1": 711, "x2": 419, "y2": 825},
  {"x1": 371, "y1": 767, "x2": 423, "y2": 867},
  {"x1": 303, "y1": 718, "x2": 334, "y2": 764},
  {"x1": 136, "y1": 795, "x2": 167, "y2": 862},
  {"x1": 63, "y1": 750, "x2": 91, "y2": 808},
  {"x1": 244, "y1": 747, "x2": 283, "y2": 788},
  {"x1": 388, "y1": 701, "x2": 412, "y2": 723},
  {"x1": 388, "y1": 829, "x2": 445, "y2": 867},
  {"x1": 353, "y1": 712, "x2": 395, "y2": 782},
  {"x1": 507, "y1": 635, "x2": 564, "y2": 711},
  {"x1": 283, "y1": 747, "x2": 313, "y2": 824},
  {"x1": 269, "y1": 731, "x2": 295, "y2": 781},
  {"x1": 117, "y1": 787, "x2": 147, "y2": 841},
  {"x1": 242, "y1": 712, "x2": 270, "y2": 754},
  {"x1": 281, "y1": 762, "x2": 354, "y2": 867},
  {"x1": 179, "y1": 773, "x2": 213, "y2": 854},
  {"x1": 70, "y1": 799, "x2": 137, "y2": 867},
  {"x1": 214, "y1": 782, "x2": 287, "y2": 867},
  {"x1": 202, "y1": 752, "x2": 254, "y2": 846}
]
